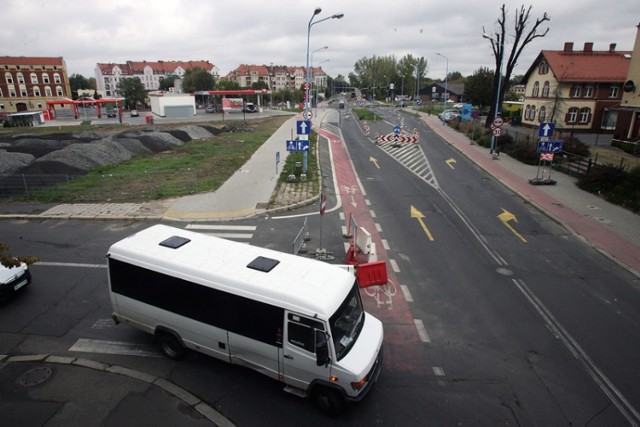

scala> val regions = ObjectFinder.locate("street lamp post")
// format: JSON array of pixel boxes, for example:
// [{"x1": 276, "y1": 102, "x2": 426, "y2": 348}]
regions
[
  {"x1": 311, "y1": 46, "x2": 328, "y2": 110},
  {"x1": 305, "y1": 9, "x2": 343, "y2": 120},
  {"x1": 483, "y1": 32, "x2": 504, "y2": 155},
  {"x1": 435, "y1": 52, "x2": 448, "y2": 113}
]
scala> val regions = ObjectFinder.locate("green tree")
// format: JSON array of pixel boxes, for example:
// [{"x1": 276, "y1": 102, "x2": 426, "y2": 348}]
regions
[
  {"x1": 251, "y1": 81, "x2": 269, "y2": 90},
  {"x1": 217, "y1": 79, "x2": 241, "y2": 90},
  {"x1": 464, "y1": 67, "x2": 494, "y2": 109},
  {"x1": 182, "y1": 67, "x2": 215, "y2": 92},
  {"x1": 159, "y1": 74, "x2": 179, "y2": 91},
  {"x1": 69, "y1": 73, "x2": 90, "y2": 100},
  {"x1": 116, "y1": 77, "x2": 147, "y2": 109}
]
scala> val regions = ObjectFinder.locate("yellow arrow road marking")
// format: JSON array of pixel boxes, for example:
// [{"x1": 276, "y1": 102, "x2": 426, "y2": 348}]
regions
[
  {"x1": 370, "y1": 156, "x2": 380, "y2": 169},
  {"x1": 498, "y1": 208, "x2": 527, "y2": 243},
  {"x1": 410, "y1": 205, "x2": 435, "y2": 241},
  {"x1": 446, "y1": 158, "x2": 456, "y2": 169}
]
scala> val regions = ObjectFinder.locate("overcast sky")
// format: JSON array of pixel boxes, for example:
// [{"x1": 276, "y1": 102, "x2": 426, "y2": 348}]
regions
[{"x1": 2, "y1": 0, "x2": 638, "y2": 83}]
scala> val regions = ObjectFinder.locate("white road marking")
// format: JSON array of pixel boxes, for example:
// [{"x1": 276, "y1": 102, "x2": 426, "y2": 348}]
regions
[
  {"x1": 414, "y1": 319, "x2": 431, "y2": 342},
  {"x1": 400, "y1": 285, "x2": 413, "y2": 302},
  {"x1": 69, "y1": 338, "x2": 161, "y2": 357}
]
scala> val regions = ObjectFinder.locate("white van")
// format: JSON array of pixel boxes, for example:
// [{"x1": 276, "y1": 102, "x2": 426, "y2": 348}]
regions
[{"x1": 107, "y1": 224, "x2": 383, "y2": 416}]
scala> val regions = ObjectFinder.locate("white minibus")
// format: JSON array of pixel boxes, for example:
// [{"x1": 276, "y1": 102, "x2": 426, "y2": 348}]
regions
[{"x1": 107, "y1": 224, "x2": 383, "y2": 416}]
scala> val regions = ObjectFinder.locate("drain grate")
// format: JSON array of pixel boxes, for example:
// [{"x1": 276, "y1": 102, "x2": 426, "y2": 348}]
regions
[{"x1": 17, "y1": 367, "x2": 53, "y2": 386}]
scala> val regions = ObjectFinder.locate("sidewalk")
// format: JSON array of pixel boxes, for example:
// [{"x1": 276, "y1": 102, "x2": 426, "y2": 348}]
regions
[{"x1": 418, "y1": 112, "x2": 640, "y2": 276}]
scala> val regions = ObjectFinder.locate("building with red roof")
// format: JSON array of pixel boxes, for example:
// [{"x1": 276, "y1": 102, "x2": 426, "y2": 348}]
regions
[
  {"x1": 614, "y1": 23, "x2": 640, "y2": 148},
  {"x1": 95, "y1": 60, "x2": 219, "y2": 98},
  {"x1": 521, "y1": 42, "x2": 632, "y2": 133},
  {"x1": 0, "y1": 56, "x2": 71, "y2": 117}
]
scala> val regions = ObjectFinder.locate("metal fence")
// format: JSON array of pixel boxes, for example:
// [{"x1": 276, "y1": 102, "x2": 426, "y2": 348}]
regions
[{"x1": 0, "y1": 171, "x2": 204, "y2": 203}]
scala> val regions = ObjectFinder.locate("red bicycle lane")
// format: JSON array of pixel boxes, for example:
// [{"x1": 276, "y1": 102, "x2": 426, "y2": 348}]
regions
[{"x1": 319, "y1": 128, "x2": 426, "y2": 373}]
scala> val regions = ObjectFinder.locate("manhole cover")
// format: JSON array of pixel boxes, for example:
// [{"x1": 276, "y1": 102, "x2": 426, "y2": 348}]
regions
[{"x1": 17, "y1": 367, "x2": 53, "y2": 387}]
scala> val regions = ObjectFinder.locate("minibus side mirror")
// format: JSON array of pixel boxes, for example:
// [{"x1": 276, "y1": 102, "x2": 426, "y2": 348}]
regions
[{"x1": 315, "y1": 330, "x2": 330, "y2": 366}]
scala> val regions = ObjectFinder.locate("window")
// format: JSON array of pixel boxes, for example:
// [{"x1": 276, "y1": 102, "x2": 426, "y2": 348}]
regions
[
  {"x1": 56, "y1": 86, "x2": 64, "y2": 96},
  {"x1": 53, "y1": 73, "x2": 61, "y2": 84},
  {"x1": 108, "y1": 258, "x2": 284, "y2": 346},
  {"x1": 567, "y1": 107, "x2": 578, "y2": 123},
  {"x1": 30, "y1": 73, "x2": 38, "y2": 84},
  {"x1": 542, "y1": 81, "x2": 550, "y2": 98},
  {"x1": 538, "y1": 106, "x2": 546, "y2": 123},
  {"x1": 33, "y1": 86, "x2": 41, "y2": 97},
  {"x1": 5, "y1": 73, "x2": 13, "y2": 84},
  {"x1": 287, "y1": 315, "x2": 324, "y2": 353},
  {"x1": 20, "y1": 87, "x2": 28, "y2": 97},
  {"x1": 571, "y1": 84, "x2": 581, "y2": 98},
  {"x1": 528, "y1": 105, "x2": 536, "y2": 121},
  {"x1": 538, "y1": 61, "x2": 549, "y2": 74},
  {"x1": 17, "y1": 73, "x2": 25, "y2": 84},
  {"x1": 9, "y1": 88, "x2": 17, "y2": 97},
  {"x1": 584, "y1": 85, "x2": 593, "y2": 98},
  {"x1": 42, "y1": 73, "x2": 50, "y2": 84},
  {"x1": 579, "y1": 108, "x2": 591, "y2": 123},
  {"x1": 45, "y1": 86, "x2": 52, "y2": 97},
  {"x1": 532, "y1": 82, "x2": 540, "y2": 97},
  {"x1": 609, "y1": 85, "x2": 619, "y2": 98}
]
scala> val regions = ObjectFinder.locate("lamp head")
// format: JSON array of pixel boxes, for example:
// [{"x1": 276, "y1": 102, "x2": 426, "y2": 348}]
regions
[
  {"x1": 314, "y1": 7, "x2": 322, "y2": 16},
  {"x1": 333, "y1": 13, "x2": 344, "y2": 19}
]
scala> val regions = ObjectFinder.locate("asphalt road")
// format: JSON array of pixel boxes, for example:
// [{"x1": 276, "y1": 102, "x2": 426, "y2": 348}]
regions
[{"x1": 1, "y1": 105, "x2": 639, "y2": 425}]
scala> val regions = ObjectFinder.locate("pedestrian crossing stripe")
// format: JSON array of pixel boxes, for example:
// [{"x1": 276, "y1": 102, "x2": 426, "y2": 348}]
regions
[{"x1": 185, "y1": 224, "x2": 256, "y2": 241}]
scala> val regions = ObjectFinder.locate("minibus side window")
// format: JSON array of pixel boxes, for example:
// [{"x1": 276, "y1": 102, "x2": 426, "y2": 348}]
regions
[{"x1": 288, "y1": 322, "x2": 314, "y2": 352}]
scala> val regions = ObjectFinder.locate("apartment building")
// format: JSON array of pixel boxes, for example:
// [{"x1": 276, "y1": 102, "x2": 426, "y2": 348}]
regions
[
  {"x1": 0, "y1": 56, "x2": 71, "y2": 116},
  {"x1": 95, "y1": 60, "x2": 219, "y2": 97},
  {"x1": 225, "y1": 64, "x2": 327, "y2": 93},
  {"x1": 614, "y1": 23, "x2": 640, "y2": 145}
]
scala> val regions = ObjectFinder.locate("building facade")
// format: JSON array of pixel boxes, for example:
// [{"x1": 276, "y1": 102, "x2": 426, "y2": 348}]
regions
[
  {"x1": 224, "y1": 64, "x2": 327, "y2": 94},
  {"x1": 95, "y1": 60, "x2": 219, "y2": 98},
  {"x1": 521, "y1": 42, "x2": 631, "y2": 132},
  {"x1": 0, "y1": 56, "x2": 71, "y2": 116},
  {"x1": 614, "y1": 23, "x2": 640, "y2": 145}
]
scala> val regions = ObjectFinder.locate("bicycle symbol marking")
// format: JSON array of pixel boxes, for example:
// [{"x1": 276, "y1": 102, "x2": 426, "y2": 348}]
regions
[
  {"x1": 363, "y1": 279, "x2": 397, "y2": 310},
  {"x1": 340, "y1": 185, "x2": 358, "y2": 195}
]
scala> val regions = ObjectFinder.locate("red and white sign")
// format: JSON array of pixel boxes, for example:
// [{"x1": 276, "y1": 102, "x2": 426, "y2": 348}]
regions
[
  {"x1": 492, "y1": 127, "x2": 503, "y2": 137},
  {"x1": 376, "y1": 133, "x2": 418, "y2": 144},
  {"x1": 492, "y1": 116, "x2": 504, "y2": 128}
]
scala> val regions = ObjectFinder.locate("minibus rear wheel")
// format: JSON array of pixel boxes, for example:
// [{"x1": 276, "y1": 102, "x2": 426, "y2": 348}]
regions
[
  {"x1": 312, "y1": 386, "x2": 345, "y2": 417},
  {"x1": 157, "y1": 332, "x2": 185, "y2": 360}
]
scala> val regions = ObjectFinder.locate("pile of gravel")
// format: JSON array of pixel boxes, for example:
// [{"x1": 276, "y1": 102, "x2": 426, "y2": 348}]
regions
[{"x1": 1, "y1": 125, "x2": 220, "y2": 176}]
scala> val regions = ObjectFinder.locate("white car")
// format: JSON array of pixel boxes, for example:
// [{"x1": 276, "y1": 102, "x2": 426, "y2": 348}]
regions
[{"x1": 0, "y1": 261, "x2": 31, "y2": 299}]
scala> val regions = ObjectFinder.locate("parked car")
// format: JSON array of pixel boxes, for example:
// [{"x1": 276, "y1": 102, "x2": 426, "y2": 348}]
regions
[
  {"x1": 130, "y1": 109, "x2": 139, "y2": 117},
  {"x1": 107, "y1": 109, "x2": 117, "y2": 118},
  {"x1": 438, "y1": 109, "x2": 461, "y2": 122},
  {"x1": 205, "y1": 104, "x2": 217, "y2": 113},
  {"x1": 243, "y1": 103, "x2": 257, "y2": 113},
  {"x1": 0, "y1": 261, "x2": 32, "y2": 299}
]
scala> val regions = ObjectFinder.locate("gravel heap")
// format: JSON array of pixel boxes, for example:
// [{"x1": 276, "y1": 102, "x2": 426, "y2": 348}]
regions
[{"x1": 0, "y1": 125, "x2": 220, "y2": 175}]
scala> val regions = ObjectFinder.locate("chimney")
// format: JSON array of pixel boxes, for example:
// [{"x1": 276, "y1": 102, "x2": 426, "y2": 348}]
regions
[
  {"x1": 563, "y1": 42, "x2": 573, "y2": 52},
  {"x1": 609, "y1": 43, "x2": 617, "y2": 52},
  {"x1": 584, "y1": 42, "x2": 594, "y2": 52}
]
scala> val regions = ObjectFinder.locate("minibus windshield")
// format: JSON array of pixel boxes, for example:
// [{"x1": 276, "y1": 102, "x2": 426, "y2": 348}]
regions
[{"x1": 329, "y1": 282, "x2": 365, "y2": 360}]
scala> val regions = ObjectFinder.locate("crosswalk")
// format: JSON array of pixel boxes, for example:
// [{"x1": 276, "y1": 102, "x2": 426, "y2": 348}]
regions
[
  {"x1": 375, "y1": 139, "x2": 440, "y2": 189},
  {"x1": 184, "y1": 224, "x2": 256, "y2": 242}
]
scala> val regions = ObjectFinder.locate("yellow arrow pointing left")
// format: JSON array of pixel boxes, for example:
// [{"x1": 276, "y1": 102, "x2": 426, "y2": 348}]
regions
[
  {"x1": 446, "y1": 158, "x2": 456, "y2": 169},
  {"x1": 410, "y1": 205, "x2": 435, "y2": 241},
  {"x1": 498, "y1": 208, "x2": 527, "y2": 243}
]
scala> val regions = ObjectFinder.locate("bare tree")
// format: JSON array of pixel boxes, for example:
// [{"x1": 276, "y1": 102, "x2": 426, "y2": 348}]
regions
[{"x1": 483, "y1": 4, "x2": 550, "y2": 127}]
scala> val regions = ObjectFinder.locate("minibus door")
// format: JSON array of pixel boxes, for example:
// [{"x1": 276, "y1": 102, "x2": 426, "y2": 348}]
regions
[{"x1": 282, "y1": 312, "x2": 331, "y2": 390}]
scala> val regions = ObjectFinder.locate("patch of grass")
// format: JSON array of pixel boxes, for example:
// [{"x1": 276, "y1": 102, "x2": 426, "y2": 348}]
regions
[
  {"x1": 353, "y1": 108, "x2": 384, "y2": 122},
  {"x1": 24, "y1": 116, "x2": 290, "y2": 203}
]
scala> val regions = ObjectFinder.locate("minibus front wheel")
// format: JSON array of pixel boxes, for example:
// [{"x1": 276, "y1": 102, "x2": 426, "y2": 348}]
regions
[
  {"x1": 156, "y1": 330, "x2": 185, "y2": 360},
  {"x1": 312, "y1": 386, "x2": 345, "y2": 417}
]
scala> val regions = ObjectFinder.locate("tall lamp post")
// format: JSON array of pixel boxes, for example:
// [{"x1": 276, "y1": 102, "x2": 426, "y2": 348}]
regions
[
  {"x1": 435, "y1": 52, "x2": 448, "y2": 113},
  {"x1": 483, "y1": 32, "x2": 504, "y2": 155},
  {"x1": 311, "y1": 46, "x2": 328, "y2": 110},
  {"x1": 306, "y1": 8, "x2": 343, "y2": 119}
]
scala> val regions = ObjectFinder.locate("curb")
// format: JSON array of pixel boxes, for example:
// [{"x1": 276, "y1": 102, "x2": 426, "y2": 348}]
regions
[{"x1": 0, "y1": 354, "x2": 235, "y2": 427}]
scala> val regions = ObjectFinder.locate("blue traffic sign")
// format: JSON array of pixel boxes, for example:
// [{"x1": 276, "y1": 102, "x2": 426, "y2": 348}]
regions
[
  {"x1": 539, "y1": 122, "x2": 555, "y2": 137},
  {"x1": 537, "y1": 140, "x2": 564, "y2": 153},
  {"x1": 286, "y1": 139, "x2": 310, "y2": 152},
  {"x1": 393, "y1": 125, "x2": 401, "y2": 135},
  {"x1": 296, "y1": 120, "x2": 311, "y2": 135}
]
